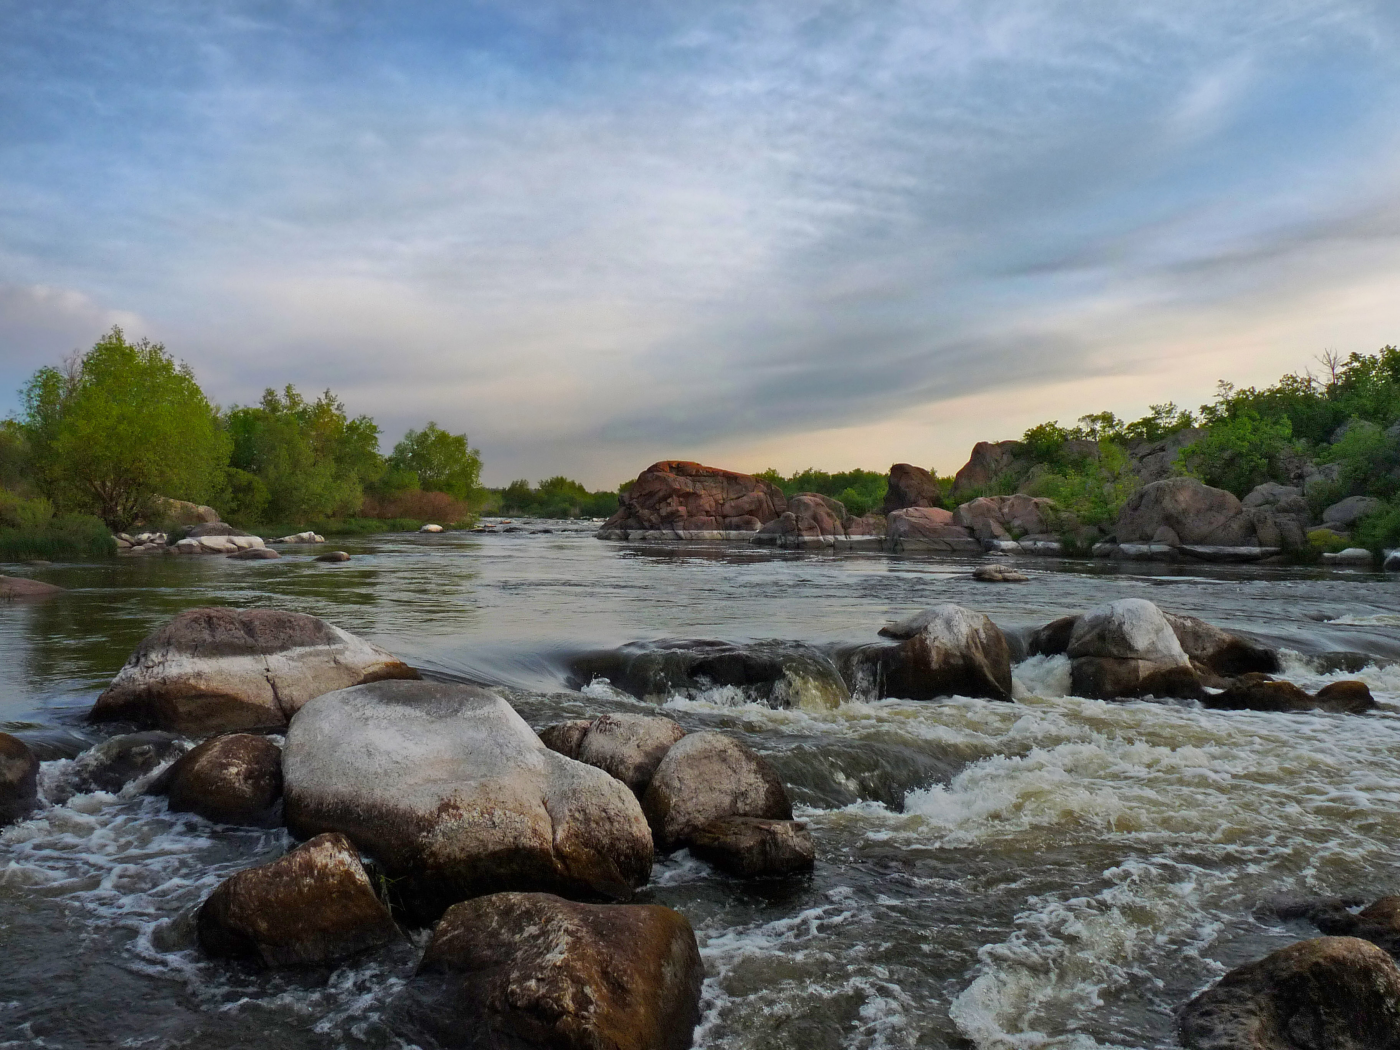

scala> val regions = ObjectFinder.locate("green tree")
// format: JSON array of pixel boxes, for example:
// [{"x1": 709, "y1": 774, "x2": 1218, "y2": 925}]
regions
[
  {"x1": 389, "y1": 422, "x2": 481, "y2": 500},
  {"x1": 21, "y1": 327, "x2": 230, "y2": 531},
  {"x1": 1175, "y1": 408, "x2": 1293, "y2": 497}
]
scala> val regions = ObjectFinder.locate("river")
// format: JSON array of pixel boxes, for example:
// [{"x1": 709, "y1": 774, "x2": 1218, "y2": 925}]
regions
[{"x1": 3, "y1": 524, "x2": 1399, "y2": 1049}]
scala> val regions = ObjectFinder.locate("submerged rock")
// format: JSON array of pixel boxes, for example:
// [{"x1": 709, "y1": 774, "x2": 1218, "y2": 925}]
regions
[
  {"x1": 228, "y1": 547, "x2": 280, "y2": 560},
  {"x1": 842, "y1": 604, "x2": 1013, "y2": 702},
  {"x1": 1204, "y1": 676, "x2": 1377, "y2": 715},
  {"x1": 689, "y1": 816, "x2": 815, "y2": 877},
  {"x1": 575, "y1": 713, "x2": 686, "y2": 796},
  {"x1": 315, "y1": 551, "x2": 351, "y2": 563},
  {"x1": 197, "y1": 832, "x2": 399, "y2": 967},
  {"x1": 0, "y1": 575, "x2": 64, "y2": 599},
  {"x1": 642, "y1": 731, "x2": 791, "y2": 850},
  {"x1": 89, "y1": 607, "x2": 418, "y2": 734},
  {"x1": 419, "y1": 524, "x2": 444, "y2": 533},
  {"x1": 0, "y1": 733, "x2": 39, "y2": 826},
  {"x1": 1179, "y1": 936, "x2": 1400, "y2": 1050},
  {"x1": 1067, "y1": 598, "x2": 1201, "y2": 700},
  {"x1": 972, "y1": 563, "x2": 1028, "y2": 582},
  {"x1": 407, "y1": 892, "x2": 702, "y2": 1050},
  {"x1": 61, "y1": 731, "x2": 184, "y2": 798},
  {"x1": 283, "y1": 680, "x2": 653, "y2": 922},
  {"x1": 160, "y1": 733, "x2": 283, "y2": 825}
]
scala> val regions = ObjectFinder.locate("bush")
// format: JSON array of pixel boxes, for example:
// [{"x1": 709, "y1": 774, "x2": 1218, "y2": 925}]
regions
[
  {"x1": 493, "y1": 476, "x2": 619, "y2": 519},
  {"x1": 1356, "y1": 503, "x2": 1400, "y2": 555},
  {"x1": 0, "y1": 513, "x2": 116, "y2": 560},
  {"x1": 0, "y1": 491, "x2": 55, "y2": 530},
  {"x1": 1020, "y1": 442, "x2": 1140, "y2": 526},
  {"x1": 1175, "y1": 409, "x2": 1293, "y2": 497},
  {"x1": 360, "y1": 489, "x2": 474, "y2": 524},
  {"x1": 1318, "y1": 420, "x2": 1400, "y2": 502}
]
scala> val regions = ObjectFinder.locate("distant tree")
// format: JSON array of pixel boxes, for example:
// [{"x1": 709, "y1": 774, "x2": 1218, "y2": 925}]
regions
[
  {"x1": 21, "y1": 327, "x2": 230, "y2": 531},
  {"x1": 389, "y1": 422, "x2": 481, "y2": 500}
]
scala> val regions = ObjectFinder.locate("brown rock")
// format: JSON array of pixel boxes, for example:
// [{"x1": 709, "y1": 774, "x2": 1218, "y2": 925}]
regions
[
  {"x1": 973, "y1": 563, "x2": 1028, "y2": 582},
  {"x1": 882, "y1": 463, "x2": 941, "y2": 513},
  {"x1": 1179, "y1": 936, "x2": 1400, "y2": 1050},
  {"x1": 0, "y1": 575, "x2": 64, "y2": 599},
  {"x1": 162, "y1": 733, "x2": 283, "y2": 825},
  {"x1": 1116, "y1": 477, "x2": 1259, "y2": 547},
  {"x1": 689, "y1": 816, "x2": 815, "y2": 877},
  {"x1": 599, "y1": 461, "x2": 786, "y2": 538},
  {"x1": 1028, "y1": 615, "x2": 1078, "y2": 657},
  {"x1": 197, "y1": 832, "x2": 400, "y2": 967},
  {"x1": 849, "y1": 604, "x2": 1014, "y2": 702},
  {"x1": 228, "y1": 548, "x2": 281, "y2": 560},
  {"x1": 642, "y1": 731, "x2": 791, "y2": 849},
  {"x1": 884, "y1": 507, "x2": 981, "y2": 553},
  {"x1": 1165, "y1": 613, "x2": 1281, "y2": 677},
  {"x1": 150, "y1": 496, "x2": 220, "y2": 526},
  {"x1": 315, "y1": 551, "x2": 351, "y2": 562},
  {"x1": 754, "y1": 493, "x2": 854, "y2": 548},
  {"x1": 1204, "y1": 676, "x2": 1318, "y2": 713},
  {"x1": 409, "y1": 892, "x2": 702, "y2": 1050},
  {"x1": 0, "y1": 733, "x2": 39, "y2": 826},
  {"x1": 1314, "y1": 680, "x2": 1376, "y2": 714},
  {"x1": 576, "y1": 713, "x2": 686, "y2": 796},
  {"x1": 538, "y1": 719, "x2": 592, "y2": 760},
  {"x1": 954, "y1": 494, "x2": 1067, "y2": 542},
  {"x1": 951, "y1": 440, "x2": 1025, "y2": 498}
]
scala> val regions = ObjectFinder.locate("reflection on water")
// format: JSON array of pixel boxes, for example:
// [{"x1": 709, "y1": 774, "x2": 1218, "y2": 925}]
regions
[{"x1": 2, "y1": 525, "x2": 1399, "y2": 1049}]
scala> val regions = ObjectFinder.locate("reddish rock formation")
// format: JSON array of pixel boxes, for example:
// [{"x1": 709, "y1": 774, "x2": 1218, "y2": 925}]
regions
[
  {"x1": 884, "y1": 507, "x2": 980, "y2": 553},
  {"x1": 881, "y1": 463, "x2": 941, "y2": 513},
  {"x1": 598, "y1": 462, "x2": 787, "y2": 540},
  {"x1": 951, "y1": 440, "x2": 1024, "y2": 497}
]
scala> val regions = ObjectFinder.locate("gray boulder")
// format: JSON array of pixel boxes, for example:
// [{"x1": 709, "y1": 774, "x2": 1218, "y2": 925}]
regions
[
  {"x1": 754, "y1": 493, "x2": 858, "y2": 548},
  {"x1": 641, "y1": 731, "x2": 791, "y2": 850},
  {"x1": 841, "y1": 604, "x2": 1013, "y2": 701},
  {"x1": 61, "y1": 731, "x2": 184, "y2": 798},
  {"x1": 1323, "y1": 495, "x2": 1384, "y2": 529},
  {"x1": 1242, "y1": 483, "x2": 1311, "y2": 549},
  {"x1": 283, "y1": 681, "x2": 654, "y2": 922},
  {"x1": 0, "y1": 733, "x2": 39, "y2": 825},
  {"x1": 197, "y1": 832, "x2": 400, "y2": 967},
  {"x1": 1115, "y1": 478, "x2": 1258, "y2": 547},
  {"x1": 1067, "y1": 599, "x2": 1201, "y2": 700},
  {"x1": 407, "y1": 892, "x2": 702, "y2": 1050},
  {"x1": 89, "y1": 607, "x2": 418, "y2": 733},
  {"x1": 575, "y1": 713, "x2": 686, "y2": 796},
  {"x1": 1163, "y1": 613, "x2": 1280, "y2": 677},
  {"x1": 883, "y1": 508, "x2": 981, "y2": 553},
  {"x1": 161, "y1": 733, "x2": 283, "y2": 825}
]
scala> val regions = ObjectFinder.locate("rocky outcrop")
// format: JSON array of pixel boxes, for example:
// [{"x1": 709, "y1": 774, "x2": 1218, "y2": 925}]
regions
[
  {"x1": 172, "y1": 523, "x2": 268, "y2": 556},
  {"x1": 197, "y1": 833, "x2": 400, "y2": 967},
  {"x1": 953, "y1": 494, "x2": 1069, "y2": 544},
  {"x1": 1066, "y1": 599, "x2": 1201, "y2": 700},
  {"x1": 689, "y1": 816, "x2": 815, "y2": 877},
  {"x1": 0, "y1": 733, "x2": 39, "y2": 826},
  {"x1": 641, "y1": 731, "x2": 792, "y2": 850},
  {"x1": 89, "y1": 608, "x2": 418, "y2": 734},
  {"x1": 882, "y1": 463, "x2": 941, "y2": 513},
  {"x1": 1323, "y1": 495, "x2": 1384, "y2": 530},
  {"x1": 1162, "y1": 613, "x2": 1281, "y2": 678},
  {"x1": 407, "y1": 892, "x2": 702, "y2": 1050},
  {"x1": 952, "y1": 440, "x2": 1024, "y2": 498},
  {"x1": 1127, "y1": 428, "x2": 1202, "y2": 484},
  {"x1": 160, "y1": 733, "x2": 283, "y2": 825},
  {"x1": 1179, "y1": 936, "x2": 1400, "y2": 1050},
  {"x1": 0, "y1": 575, "x2": 64, "y2": 599},
  {"x1": 1243, "y1": 483, "x2": 1311, "y2": 549},
  {"x1": 884, "y1": 507, "x2": 981, "y2": 553},
  {"x1": 754, "y1": 493, "x2": 879, "y2": 548},
  {"x1": 150, "y1": 496, "x2": 219, "y2": 526},
  {"x1": 1203, "y1": 675, "x2": 1376, "y2": 715},
  {"x1": 574, "y1": 713, "x2": 687, "y2": 796},
  {"x1": 283, "y1": 681, "x2": 654, "y2": 922},
  {"x1": 598, "y1": 461, "x2": 786, "y2": 540},
  {"x1": 1115, "y1": 478, "x2": 1259, "y2": 547},
  {"x1": 840, "y1": 604, "x2": 1013, "y2": 702}
]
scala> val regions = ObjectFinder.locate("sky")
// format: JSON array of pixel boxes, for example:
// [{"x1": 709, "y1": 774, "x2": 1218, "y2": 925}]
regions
[{"x1": 2, "y1": 1, "x2": 1399, "y2": 488}]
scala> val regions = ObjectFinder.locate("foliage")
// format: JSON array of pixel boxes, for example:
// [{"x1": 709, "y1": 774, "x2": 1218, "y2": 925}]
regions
[
  {"x1": 1020, "y1": 403, "x2": 1196, "y2": 468},
  {"x1": 255, "y1": 516, "x2": 438, "y2": 537},
  {"x1": 494, "y1": 476, "x2": 618, "y2": 519},
  {"x1": 0, "y1": 490, "x2": 55, "y2": 530},
  {"x1": 0, "y1": 420, "x2": 35, "y2": 495},
  {"x1": 1020, "y1": 442, "x2": 1140, "y2": 526},
  {"x1": 21, "y1": 327, "x2": 231, "y2": 531},
  {"x1": 0, "y1": 513, "x2": 116, "y2": 560},
  {"x1": 754, "y1": 467, "x2": 889, "y2": 516},
  {"x1": 1317, "y1": 420, "x2": 1400, "y2": 503},
  {"x1": 1356, "y1": 504, "x2": 1400, "y2": 556},
  {"x1": 360, "y1": 489, "x2": 474, "y2": 524},
  {"x1": 225, "y1": 386, "x2": 383, "y2": 524},
  {"x1": 1174, "y1": 408, "x2": 1293, "y2": 498},
  {"x1": 387, "y1": 422, "x2": 481, "y2": 500}
]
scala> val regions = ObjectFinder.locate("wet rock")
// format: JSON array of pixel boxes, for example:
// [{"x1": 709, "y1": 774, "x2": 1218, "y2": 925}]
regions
[
  {"x1": 1067, "y1": 598, "x2": 1201, "y2": 700},
  {"x1": 407, "y1": 892, "x2": 702, "y2": 1050},
  {"x1": 65, "y1": 731, "x2": 184, "y2": 797},
  {"x1": 843, "y1": 604, "x2": 1013, "y2": 702},
  {"x1": 1203, "y1": 675, "x2": 1316, "y2": 713},
  {"x1": 1324, "y1": 495, "x2": 1385, "y2": 530},
  {"x1": 1322, "y1": 548, "x2": 1375, "y2": 566},
  {"x1": 89, "y1": 607, "x2": 418, "y2": 734},
  {"x1": 1295, "y1": 896, "x2": 1400, "y2": 956},
  {"x1": 419, "y1": 524, "x2": 444, "y2": 533},
  {"x1": 0, "y1": 733, "x2": 39, "y2": 825},
  {"x1": 1163, "y1": 613, "x2": 1281, "y2": 677},
  {"x1": 315, "y1": 551, "x2": 351, "y2": 562},
  {"x1": 161, "y1": 733, "x2": 283, "y2": 825},
  {"x1": 972, "y1": 563, "x2": 1027, "y2": 582},
  {"x1": 1028, "y1": 615, "x2": 1078, "y2": 657},
  {"x1": 197, "y1": 832, "x2": 400, "y2": 967},
  {"x1": 641, "y1": 731, "x2": 792, "y2": 850},
  {"x1": 228, "y1": 547, "x2": 280, "y2": 560},
  {"x1": 884, "y1": 507, "x2": 981, "y2": 553},
  {"x1": 538, "y1": 719, "x2": 592, "y2": 760},
  {"x1": 689, "y1": 816, "x2": 815, "y2": 877},
  {"x1": 1178, "y1": 936, "x2": 1400, "y2": 1050},
  {"x1": 0, "y1": 575, "x2": 64, "y2": 599},
  {"x1": 1387, "y1": 550, "x2": 1400, "y2": 572},
  {"x1": 881, "y1": 463, "x2": 942, "y2": 513},
  {"x1": 273, "y1": 531, "x2": 324, "y2": 544},
  {"x1": 576, "y1": 713, "x2": 687, "y2": 796},
  {"x1": 1313, "y1": 680, "x2": 1376, "y2": 714},
  {"x1": 598, "y1": 461, "x2": 786, "y2": 539},
  {"x1": 1116, "y1": 477, "x2": 1259, "y2": 547},
  {"x1": 283, "y1": 680, "x2": 653, "y2": 923}
]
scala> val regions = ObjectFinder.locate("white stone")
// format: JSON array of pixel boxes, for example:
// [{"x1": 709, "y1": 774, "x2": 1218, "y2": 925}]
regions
[
  {"x1": 1068, "y1": 598, "x2": 1191, "y2": 666},
  {"x1": 1323, "y1": 548, "x2": 1375, "y2": 566},
  {"x1": 419, "y1": 523, "x2": 444, "y2": 533}
]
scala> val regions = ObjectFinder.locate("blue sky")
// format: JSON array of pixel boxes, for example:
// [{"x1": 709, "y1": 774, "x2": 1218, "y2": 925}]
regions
[{"x1": 2, "y1": 1, "x2": 1399, "y2": 487}]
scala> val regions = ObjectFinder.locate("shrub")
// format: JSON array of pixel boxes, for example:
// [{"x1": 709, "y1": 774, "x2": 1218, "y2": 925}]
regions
[
  {"x1": 1355, "y1": 503, "x2": 1400, "y2": 555},
  {"x1": 360, "y1": 489, "x2": 474, "y2": 524},
  {"x1": 0, "y1": 491, "x2": 55, "y2": 530},
  {"x1": 1175, "y1": 410, "x2": 1293, "y2": 497},
  {"x1": 1020, "y1": 442, "x2": 1140, "y2": 526},
  {"x1": 0, "y1": 513, "x2": 116, "y2": 560}
]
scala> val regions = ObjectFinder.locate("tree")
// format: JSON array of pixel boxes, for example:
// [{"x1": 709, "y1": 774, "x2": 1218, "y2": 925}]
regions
[
  {"x1": 389, "y1": 423, "x2": 481, "y2": 500},
  {"x1": 22, "y1": 327, "x2": 230, "y2": 531}
]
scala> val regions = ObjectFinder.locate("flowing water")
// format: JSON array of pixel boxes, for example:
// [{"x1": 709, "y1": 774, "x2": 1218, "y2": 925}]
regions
[{"x1": 3, "y1": 525, "x2": 1400, "y2": 1049}]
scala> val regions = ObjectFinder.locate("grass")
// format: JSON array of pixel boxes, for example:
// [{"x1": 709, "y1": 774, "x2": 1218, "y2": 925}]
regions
[
  {"x1": 0, "y1": 514, "x2": 117, "y2": 560},
  {"x1": 240, "y1": 516, "x2": 469, "y2": 537}
]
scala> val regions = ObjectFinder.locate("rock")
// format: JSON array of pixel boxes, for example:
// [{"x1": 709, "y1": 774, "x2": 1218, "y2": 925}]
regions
[
  {"x1": 0, "y1": 733, "x2": 39, "y2": 825},
  {"x1": 1323, "y1": 548, "x2": 1375, "y2": 566},
  {"x1": 575, "y1": 713, "x2": 687, "y2": 796},
  {"x1": 1163, "y1": 613, "x2": 1281, "y2": 676},
  {"x1": 89, "y1": 607, "x2": 418, "y2": 733},
  {"x1": 689, "y1": 816, "x2": 815, "y2": 877},
  {"x1": 228, "y1": 547, "x2": 280, "y2": 560},
  {"x1": 273, "y1": 532, "x2": 325, "y2": 544},
  {"x1": 408, "y1": 892, "x2": 702, "y2": 1050},
  {"x1": 187, "y1": 522, "x2": 251, "y2": 538},
  {"x1": 1324, "y1": 495, "x2": 1385, "y2": 529},
  {"x1": 0, "y1": 575, "x2": 64, "y2": 599},
  {"x1": 1309, "y1": 896, "x2": 1400, "y2": 956},
  {"x1": 641, "y1": 731, "x2": 791, "y2": 849},
  {"x1": 951, "y1": 440, "x2": 1025, "y2": 498},
  {"x1": 1116, "y1": 478, "x2": 1259, "y2": 547},
  {"x1": 953, "y1": 494, "x2": 1068, "y2": 544},
  {"x1": 197, "y1": 832, "x2": 399, "y2": 967},
  {"x1": 754, "y1": 493, "x2": 864, "y2": 548},
  {"x1": 283, "y1": 681, "x2": 654, "y2": 922},
  {"x1": 1112, "y1": 542, "x2": 1179, "y2": 561},
  {"x1": 150, "y1": 496, "x2": 219, "y2": 526},
  {"x1": 882, "y1": 463, "x2": 942, "y2": 513},
  {"x1": 1127, "y1": 428, "x2": 1203, "y2": 485},
  {"x1": 1178, "y1": 545, "x2": 1282, "y2": 563},
  {"x1": 1203, "y1": 675, "x2": 1318, "y2": 713},
  {"x1": 419, "y1": 523, "x2": 444, "y2": 533},
  {"x1": 63, "y1": 731, "x2": 184, "y2": 797},
  {"x1": 1178, "y1": 936, "x2": 1400, "y2": 1050},
  {"x1": 842, "y1": 604, "x2": 1014, "y2": 702},
  {"x1": 884, "y1": 507, "x2": 981, "y2": 553},
  {"x1": 538, "y1": 720, "x2": 592, "y2": 760},
  {"x1": 1313, "y1": 680, "x2": 1377, "y2": 714},
  {"x1": 1387, "y1": 550, "x2": 1400, "y2": 572},
  {"x1": 315, "y1": 551, "x2": 351, "y2": 562},
  {"x1": 1028, "y1": 615, "x2": 1078, "y2": 656},
  {"x1": 598, "y1": 461, "x2": 786, "y2": 539},
  {"x1": 161, "y1": 734, "x2": 283, "y2": 825},
  {"x1": 972, "y1": 563, "x2": 1028, "y2": 582},
  {"x1": 1243, "y1": 482, "x2": 1311, "y2": 550},
  {"x1": 1067, "y1": 599, "x2": 1201, "y2": 700}
]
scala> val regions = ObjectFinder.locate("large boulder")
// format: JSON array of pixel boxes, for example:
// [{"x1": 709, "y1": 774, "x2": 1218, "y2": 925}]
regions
[
  {"x1": 150, "y1": 496, "x2": 219, "y2": 526},
  {"x1": 197, "y1": 832, "x2": 400, "y2": 967},
  {"x1": 0, "y1": 575, "x2": 64, "y2": 599},
  {"x1": 884, "y1": 507, "x2": 981, "y2": 553},
  {"x1": 1323, "y1": 495, "x2": 1385, "y2": 530},
  {"x1": 689, "y1": 816, "x2": 815, "y2": 877},
  {"x1": 641, "y1": 731, "x2": 791, "y2": 849},
  {"x1": 1179, "y1": 936, "x2": 1400, "y2": 1050},
  {"x1": 1163, "y1": 613, "x2": 1281, "y2": 677},
  {"x1": 407, "y1": 892, "x2": 702, "y2": 1050},
  {"x1": 160, "y1": 733, "x2": 283, "y2": 825},
  {"x1": 1243, "y1": 483, "x2": 1311, "y2": 550},
  {"x1": 1115, "y1": 478, "x2": 1259, "y2": 547},
  {"x1": 754, "y1": 493, "x2": 866, "y2": 548},
  {"x1": 953, "y1": 494, "x2": 1067, "y2": 544},
  {"x1": 1066, "y1": 599, "x2": 1200, "y2": 700},
  {"x1": 282, "y1": 681, "x2": 654, "y2": 922},
  {"x1": 840, "y1": 604, "x2": 1013, "y2": 702},
  {"x1": 89, "y1": 608, "x2": 419, "y2": 733},
  {"x1": 0, "y1": 733, "x2": 39, "y2": 826},
  {"x1": 882, "y1": 463, "x2": 942, "y2": 513},
  {"x1": 598, "y1": 461, "x2": 786, "y2": 539},
  {"x1": 951, "y1": 440, "x2": 1025, "y2": 498},
  {"x1": 574, "y1": 713, "x2": 687, "y2": 796}
]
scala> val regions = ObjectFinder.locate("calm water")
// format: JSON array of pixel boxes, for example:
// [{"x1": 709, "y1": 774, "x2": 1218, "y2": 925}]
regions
[{"x1": 3, "y1": 525, "x2": 1400, "y2": 1049}]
